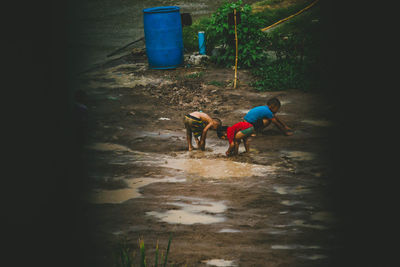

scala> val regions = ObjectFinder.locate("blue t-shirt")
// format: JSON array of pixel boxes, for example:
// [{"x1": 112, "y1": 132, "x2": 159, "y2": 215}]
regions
[{"x1": 244, "y1": 106, "x2": 274, "y2": 123}]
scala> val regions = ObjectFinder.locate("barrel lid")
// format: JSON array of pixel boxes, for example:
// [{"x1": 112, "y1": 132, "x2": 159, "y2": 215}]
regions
[{"x1": 143, "y1": 6, "x2": 180, "y2": 13}]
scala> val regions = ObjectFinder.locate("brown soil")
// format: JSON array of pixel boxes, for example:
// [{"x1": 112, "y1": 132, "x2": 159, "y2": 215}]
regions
[{"x1": 74, "y1": 50, "x2": 342, "y2": 266}]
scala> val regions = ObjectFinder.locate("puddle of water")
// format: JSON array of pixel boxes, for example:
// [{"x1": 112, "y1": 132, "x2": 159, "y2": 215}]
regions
[
  {"x1": 271, "y1": 244, "x2": 321, "y2": 250},
  {"x1": 87, "y1": 142, "x2": 133, "y2": 152},
  {"x1": 282, "y1": 151, "x2": 315, "y2": 161},
  {"x1": 134, "y1": 130, "x2": 185, "y2": 139},
  {"x1": 218, "y1": 228, "x2": 241, "y2": 233},
  {"x1": 274, "y1": 218, "x2": 327, "y2": 230},
  {"x1": 88, "y1": 177, "x2": 186, "y2": 204},
  {"x1": 146, "y1": 197, "x2": 227, "y2": 225},
  {"x1": 234, "y1": 109, "x2": 250, "y2": 114},
  {"x1": 234, "y1": 109, "x2": 288, "y2": 116},
  {"x1": 291, "y1": 220, "x2": 327, "y2": 230},
  {"x1": 302, "y1": 119, "x2": 332, "y2": 127},
  {"x1": 88, "y1": 178, "x2": 155, "y2": 204},
  {"x1": 298, "y1": 254, "x2": 328, "y2": 260},
  {"x1": 310, "y1": 211, "x2": 336, "y2": 224},
  {"x1": 273, "y1": 185, "x2": 310, "y2": 195},
  {"x1": 280, "y1": 200, "x2": 304, "y2": 206},
  {"x1": 268, "y1": 229, "x2": 288, "y2": 235},
  {"x1": 280, "y1": 100, "x2": 291, "y2": 105},
  {"x1": 147, "y1": 210, "x2": 225, "y2": 225},
  {"x1": 162, "y1": 158, "x2": 274, "y2": 179},
  {"x1": 202, "y1": 259, "x2": 237, "y2": 267},
  {"x1": 86, "y1": 65, "x2": 168, "y2": 89}
]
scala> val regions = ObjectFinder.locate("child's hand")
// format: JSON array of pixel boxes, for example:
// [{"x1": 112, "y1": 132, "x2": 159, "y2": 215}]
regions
[
  {"x1": 199, "y1": 141, "x2": 205, "y2": 150},
  {"x1": 225, "y1": 151, "x2": 231, "y2": 157},
  {"x1": 285, "y1": 129, "x2": 294, "y2": 136}
]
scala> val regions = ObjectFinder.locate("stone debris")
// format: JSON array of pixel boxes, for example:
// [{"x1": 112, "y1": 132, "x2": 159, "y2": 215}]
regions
[{"x1": 186, "y1": 52, "x2": 210, "y2": 65}]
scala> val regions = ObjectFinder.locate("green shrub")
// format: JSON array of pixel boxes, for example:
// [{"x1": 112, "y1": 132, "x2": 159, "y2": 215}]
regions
[
  {"x1": 183, "y1": 0, "x2": 326, "y2": 91},
  {"x1": 251, "y1": 60, "x2": 309, "y2": 91},
  {"x1": 205, "y1": 0, "x2": 268, "y2": 68},
  {"x1": 251, "y1": 2, "x2": 325, "y2": 91},
  {"x1": 182, "y1": 17, "x2": 211, "y2": 52}
]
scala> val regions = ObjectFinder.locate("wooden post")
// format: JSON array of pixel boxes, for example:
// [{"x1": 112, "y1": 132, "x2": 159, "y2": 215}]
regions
[{"x1": 233, "y1": 8, "x2": 238, "y2": 89}]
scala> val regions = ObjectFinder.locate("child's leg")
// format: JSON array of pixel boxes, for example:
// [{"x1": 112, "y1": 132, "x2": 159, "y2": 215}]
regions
[
  {"x1": 194, "y1": 136, "x2": 200, "y2": 147},
  {"x1": 236, "y1": 127, "x2": 253, "y2": 154},
  {"x1": 243, "y1": 137, "x2": 250, "y2": 153},
  {"x1": 186, "y1": 129, "x2": 193, "y2": 151},
  {"x1": 184, "y1": 119, "x2": 194, "y2": 151},
  {"x1": 234, "y1": 131, "x2": 246, "y2": 155},
  {"x1": 262, "y1": 118, "x2": 272, "y2": 128},
  {"x1": 233, "y1": 139, "x2": 241, "y2": 155}
]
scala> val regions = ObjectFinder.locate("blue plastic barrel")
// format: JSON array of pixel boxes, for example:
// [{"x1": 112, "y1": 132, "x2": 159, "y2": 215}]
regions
[
  {"x1": 198, "y1": 31, "x2": 206, "y2": 55},
  {"x1": 143, "y1": 6, "x2": 184, "y2": 69}
]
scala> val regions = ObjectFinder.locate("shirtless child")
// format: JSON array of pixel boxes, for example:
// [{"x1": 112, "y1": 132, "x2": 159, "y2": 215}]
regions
[{"x1": 184, "y1": 111, "x2": 222, "y2": 151}]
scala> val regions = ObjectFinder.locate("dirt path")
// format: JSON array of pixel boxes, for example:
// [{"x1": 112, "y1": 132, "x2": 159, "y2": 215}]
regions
[{"x1": 76, "y1": 51, "x2": 341, "y2": 266}]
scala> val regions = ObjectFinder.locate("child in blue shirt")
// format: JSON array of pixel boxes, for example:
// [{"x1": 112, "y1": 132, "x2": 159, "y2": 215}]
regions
[{"x1": 244, "y1": 97, "x2": 293, "y2": 136}]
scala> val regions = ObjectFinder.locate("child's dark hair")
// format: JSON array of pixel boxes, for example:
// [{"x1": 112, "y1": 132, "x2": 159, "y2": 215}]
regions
[
  {"x1": 217, "y1": 125, "x2": 228, "y2": 138},
  {"x1": 212, "y1": 118, "x2": 222, "y2": 126},
  {"x1": 267, "y1": 97, "x2": 281, "y2": 108}
]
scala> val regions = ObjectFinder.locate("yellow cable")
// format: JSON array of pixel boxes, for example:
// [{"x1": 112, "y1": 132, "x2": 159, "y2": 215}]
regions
[{"x1": 260, "y1": 0, "x2": 320, "y2": 32}]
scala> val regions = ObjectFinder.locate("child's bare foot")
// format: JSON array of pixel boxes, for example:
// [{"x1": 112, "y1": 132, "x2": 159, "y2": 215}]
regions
[{"x1": 285, "y1": 130, "x2": 294, "y2": 136}]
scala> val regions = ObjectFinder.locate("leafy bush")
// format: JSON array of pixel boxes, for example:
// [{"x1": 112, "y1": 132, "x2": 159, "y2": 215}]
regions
[
  {"x1": 205, "y1": 0, "x2": 268, "y2": 68},
  {"x1": 182, "y1": 17, "x2": 211, "y2": 52},
  {"x1": 251, "y1": 3, "x2": 325, "y2": 91},
  {"x1": 182, "y1": 0, "x2": 327, "y2": 91},
  {"x1": 251, "y1": 59, "x2": 316, "y2": 91}
]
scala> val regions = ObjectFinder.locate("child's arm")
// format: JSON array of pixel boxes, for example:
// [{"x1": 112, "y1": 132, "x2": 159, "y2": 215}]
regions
[
  {"x1": 270, "y1": 117, "x2": 293, "y2": 136},
  {"x1": 226, "y1": 142, "x2": 235, "y2": 156},
  {"x1": 198, "y1": 123, "x2": 214, "y2": 150}
]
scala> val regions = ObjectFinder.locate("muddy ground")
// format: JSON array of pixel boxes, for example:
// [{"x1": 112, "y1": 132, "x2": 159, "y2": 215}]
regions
[
  {"x1": 67, "y1": 50, "x2": 346, "y2": 267},
  {"x1": 6, "y1": 1, "x2": 397, "y2": 266}
]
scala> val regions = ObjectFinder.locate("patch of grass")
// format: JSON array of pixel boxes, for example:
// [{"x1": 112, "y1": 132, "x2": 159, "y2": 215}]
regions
[
  {"x1": 207, "y1": 80, "x2": 224, "y2": 87},
  {"x1": 114, "y1": 237, "x2": 136, "y2": 267},
  {"x1": 251, "y1": 1, "x2": 327, "y2": 91},
  {"x1": 184, "y1": 71, "x2": 204, "y2": 79},
  {"x1": 114, "y1": 235, "x2": 172, "y2": 267}
]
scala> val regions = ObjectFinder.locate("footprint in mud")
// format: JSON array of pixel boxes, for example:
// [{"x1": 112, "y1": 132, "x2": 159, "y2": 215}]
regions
[{"x1": 146, "y1": 196, "x2": 227, "y2": 225}]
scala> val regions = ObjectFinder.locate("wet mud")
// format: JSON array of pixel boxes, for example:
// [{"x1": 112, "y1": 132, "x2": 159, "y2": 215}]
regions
[{"x1": 77, "y1": 46, "x2": 342, "y2": 266}]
